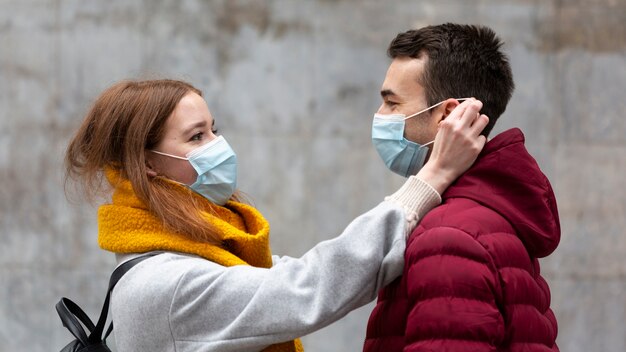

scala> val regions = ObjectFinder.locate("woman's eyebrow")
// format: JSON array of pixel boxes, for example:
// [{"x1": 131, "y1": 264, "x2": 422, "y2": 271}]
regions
[{"x1": 182, "y1": 120, "x2": 207, "y2": 136}]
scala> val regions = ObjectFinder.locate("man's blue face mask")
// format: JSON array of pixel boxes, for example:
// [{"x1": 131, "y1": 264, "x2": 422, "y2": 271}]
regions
[{"x1": 371, "y1": 98, "x2": 469, "y2": 177}]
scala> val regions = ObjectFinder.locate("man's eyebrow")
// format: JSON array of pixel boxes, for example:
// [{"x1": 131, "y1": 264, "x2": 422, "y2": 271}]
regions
[{"x1": 380, "y1": 89, "x2": 396, "y2": 98}]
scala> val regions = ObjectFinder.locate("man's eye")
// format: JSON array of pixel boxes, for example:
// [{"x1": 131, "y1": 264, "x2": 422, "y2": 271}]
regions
[
  {"x1": 191, "y1": 132, "x2": 203, "y2": 141},
  {"x1": 211, "y1": 128, "x2": 219, "y2": 134},
  {"x1": 386, "y1": 101, "x2": 398, "y2": 107}
]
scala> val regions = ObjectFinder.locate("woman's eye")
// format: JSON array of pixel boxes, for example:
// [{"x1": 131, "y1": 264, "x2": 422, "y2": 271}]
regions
[
  {"x1": 211, "y1": 128, "x2": 219, "y2": 134},
  {"x1": 190, "y1": 132, "x2": 203, "y2": 141}
]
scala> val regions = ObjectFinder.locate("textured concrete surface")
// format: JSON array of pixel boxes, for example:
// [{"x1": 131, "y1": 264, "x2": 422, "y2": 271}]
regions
[{"x1": 1, "y1": 0, "x2": 625, "y2": 351}]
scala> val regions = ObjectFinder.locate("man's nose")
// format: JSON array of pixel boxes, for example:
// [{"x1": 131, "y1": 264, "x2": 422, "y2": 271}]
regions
[{"x1": 376, "y1": 103, "x2": 389, "y2": 114}]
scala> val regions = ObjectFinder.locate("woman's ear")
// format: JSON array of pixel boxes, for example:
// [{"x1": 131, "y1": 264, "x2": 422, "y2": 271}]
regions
[
  {"x1": 146, "y1": 167, "x2": 158, "y2": 178},
  {"x1": 145, "y1": 152, "x2": 158, "y2": 178}
]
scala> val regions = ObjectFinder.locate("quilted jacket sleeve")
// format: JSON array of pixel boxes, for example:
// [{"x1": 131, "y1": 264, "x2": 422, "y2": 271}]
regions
[{"x1": 403, "y1": 225, "x2": 506, "y2": 352}]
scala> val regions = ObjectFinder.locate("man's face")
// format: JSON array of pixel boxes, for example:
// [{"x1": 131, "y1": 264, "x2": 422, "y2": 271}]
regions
[{"x1": 377, "y1": 57, "x2": 444, "y2": 146}]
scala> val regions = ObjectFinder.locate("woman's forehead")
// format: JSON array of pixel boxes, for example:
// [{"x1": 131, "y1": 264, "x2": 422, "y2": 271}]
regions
[{"x1": 168, "y1": 92, "x2": 214, "y2": 132}]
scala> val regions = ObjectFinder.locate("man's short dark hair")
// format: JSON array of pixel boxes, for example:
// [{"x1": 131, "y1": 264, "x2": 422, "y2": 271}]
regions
[{"x1": 388, "y1": 23, "x2": 514, "y2": 136}]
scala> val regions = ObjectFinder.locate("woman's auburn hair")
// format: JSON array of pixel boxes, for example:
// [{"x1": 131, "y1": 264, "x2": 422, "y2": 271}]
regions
[{"x1": 65, "y1": 79, "x2": 243, "y2": 245}]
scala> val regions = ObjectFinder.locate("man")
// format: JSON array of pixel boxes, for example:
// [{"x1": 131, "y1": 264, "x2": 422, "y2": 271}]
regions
[{"x1": 365, "y1": 23, "x2": 560, "y2": 351}]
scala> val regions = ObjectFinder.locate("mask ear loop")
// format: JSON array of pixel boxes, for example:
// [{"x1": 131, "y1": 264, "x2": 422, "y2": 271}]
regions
[
  {"x1": 407, "y1": 98, "x2": 472, "y2": 149},
  {"x1": 403, "y1": 98, "x2": 472, "y2": 120},
  {"x1": 150, "y1": 150, "x2": 189, "y2": 160},
  {"x1": 147, "y1": 150, "x2": 191, "y2": 185},
  {"x1": 149, "y1": 136, "x2": 225, "y2": 161}
]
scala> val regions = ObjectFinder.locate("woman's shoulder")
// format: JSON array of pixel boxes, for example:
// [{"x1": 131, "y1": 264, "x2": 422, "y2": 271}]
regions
[{"x1": 115, "y1": 252, "x2": 226, "y2": 292}]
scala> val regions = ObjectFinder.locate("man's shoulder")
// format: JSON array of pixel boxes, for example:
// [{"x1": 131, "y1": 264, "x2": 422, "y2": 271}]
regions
[
  {"x1": 415, "y1": 197, "x2": 513, "y2": 236},
  {"x1": 406, "y1": 197, "x2": 525, "y2": 267}
]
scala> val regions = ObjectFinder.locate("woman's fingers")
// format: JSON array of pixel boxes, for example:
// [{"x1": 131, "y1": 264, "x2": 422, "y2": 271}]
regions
[
  {"x1": 416, "y1": 99, "x2": 488, "y2": 195},
  {"x1": 459, "y1": 100, "x2": 482, "y2": 127},
  {"x1": 471, "y1": 114, "x2": 489, "y2": 136},
  {"x1": 450, "y1": 99, "x2": 472, "y2": 120},
  {"x1": 433, "y1": 99, "x2": 488, "y2": 170},
  {"x1": 446, "y1": 99, "x2": 473, "y2": 122},
  {"x1": 448, "y1": 99, "x2": 489, "y2": 137}
]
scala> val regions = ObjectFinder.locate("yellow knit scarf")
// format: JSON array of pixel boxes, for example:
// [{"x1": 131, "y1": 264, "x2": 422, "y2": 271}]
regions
[{"x1": 98, "y1": 171, "x2": 303, "y2": 352}]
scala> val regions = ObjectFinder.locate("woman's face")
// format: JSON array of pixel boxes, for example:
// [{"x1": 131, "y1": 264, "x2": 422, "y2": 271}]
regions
[{"x1": 146, "y1": 91, "x2": 218, "y2": 185}]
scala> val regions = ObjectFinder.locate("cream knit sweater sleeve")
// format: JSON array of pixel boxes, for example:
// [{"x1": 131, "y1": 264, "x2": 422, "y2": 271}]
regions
[{"x1": 385, "y1": 175, "x2": 442, "y2": 237}]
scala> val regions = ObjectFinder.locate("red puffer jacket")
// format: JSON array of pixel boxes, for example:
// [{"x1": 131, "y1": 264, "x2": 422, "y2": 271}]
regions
[{"x1": 364, "y1": 128, "x2": 560, "y2": 352}]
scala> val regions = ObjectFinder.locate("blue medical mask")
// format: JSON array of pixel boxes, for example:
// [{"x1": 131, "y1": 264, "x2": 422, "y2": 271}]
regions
[
  {"x1": 372, "y1": 99, "x2": 468, "y2": 177},
  {"x1": 150, "y1": 135, "x2": 237, "y2": 205}
]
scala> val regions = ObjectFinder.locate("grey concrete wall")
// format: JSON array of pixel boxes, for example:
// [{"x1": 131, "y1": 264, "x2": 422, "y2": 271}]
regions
[{"x1": 1, "y1": 0, "x2": 624, "y2": 351}]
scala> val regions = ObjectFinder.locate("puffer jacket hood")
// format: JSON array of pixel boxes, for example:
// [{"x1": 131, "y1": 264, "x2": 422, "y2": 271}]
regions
[{"x1": 444, "y1": 128, "x2": 560, "y2": 258}]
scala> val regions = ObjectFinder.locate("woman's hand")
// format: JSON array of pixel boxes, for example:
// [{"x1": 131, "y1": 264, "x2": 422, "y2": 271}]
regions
[{"x1": 416, "y1": 98, "x2": 489, "y2": 195}]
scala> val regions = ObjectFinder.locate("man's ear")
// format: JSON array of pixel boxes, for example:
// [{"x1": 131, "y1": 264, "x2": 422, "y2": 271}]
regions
[
  {"x1": 443, "y1": 98, "x2": 463, "y2": 119},
  {"x1": 437, "y1": 98, "x2": 463, "y2": 123}
]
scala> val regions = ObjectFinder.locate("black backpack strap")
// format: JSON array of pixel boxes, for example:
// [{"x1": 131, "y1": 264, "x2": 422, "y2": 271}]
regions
[
  {"x1": 55, "y1": 297, "x2": 95, "y2": 345},
  {"x1": 104, "y1": 322, "x2": 114, "y2": 341},
  {"x1": 88, "y1": 253, "x2": 159, "y2": 344}
]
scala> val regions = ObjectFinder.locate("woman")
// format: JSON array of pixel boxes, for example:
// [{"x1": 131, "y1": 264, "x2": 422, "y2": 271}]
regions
[{"x1": 65, "y1": 79, "x2": 487, "y2": 352}]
